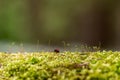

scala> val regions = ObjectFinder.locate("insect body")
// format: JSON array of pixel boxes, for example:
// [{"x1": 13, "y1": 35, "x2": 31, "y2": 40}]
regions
[{"x1": 54, "y1": 49, "x2": 60, "y2": 53}]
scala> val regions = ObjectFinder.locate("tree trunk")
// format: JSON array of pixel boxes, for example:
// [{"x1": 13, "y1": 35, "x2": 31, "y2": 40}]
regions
[
  {"x1": 28, "y1": 0, "x2": 43, "y2": 41},
  {"x1": 74, "y1": 2, "x2": 115, "y2": 47}
]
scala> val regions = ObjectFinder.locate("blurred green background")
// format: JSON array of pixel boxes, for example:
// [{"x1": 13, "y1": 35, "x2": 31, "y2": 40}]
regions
[{"x1": 0, "y1": 0, "x2": 120, "y2": 50}]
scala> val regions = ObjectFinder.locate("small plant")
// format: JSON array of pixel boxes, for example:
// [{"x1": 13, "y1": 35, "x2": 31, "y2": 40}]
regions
[
  {"x1": 0, "y1": 51, "x2": 120, "y2": 80},
  {"x1": 80, "y1": 44, "x2": 101, "y2": 52}
]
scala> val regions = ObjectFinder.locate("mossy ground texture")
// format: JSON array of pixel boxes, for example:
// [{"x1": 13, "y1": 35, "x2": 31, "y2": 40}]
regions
[{"x1": 0, "y1": 51, "x2": 120, "y2": 80}]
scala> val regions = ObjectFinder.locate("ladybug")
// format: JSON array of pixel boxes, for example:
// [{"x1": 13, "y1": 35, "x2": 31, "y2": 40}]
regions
[{"x1": 54, "y1": 49, "x2": 60, "y2": 53}]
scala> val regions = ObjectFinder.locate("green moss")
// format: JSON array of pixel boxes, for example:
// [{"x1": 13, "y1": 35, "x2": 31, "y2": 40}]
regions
[{"x1": 0, "y1": 51, "x2": 120, "y2": 80}]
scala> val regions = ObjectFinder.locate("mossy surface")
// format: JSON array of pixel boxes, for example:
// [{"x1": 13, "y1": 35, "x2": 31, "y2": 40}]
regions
[{"x1": 0, "y1": 51, "x2": 120, "y2": 80}]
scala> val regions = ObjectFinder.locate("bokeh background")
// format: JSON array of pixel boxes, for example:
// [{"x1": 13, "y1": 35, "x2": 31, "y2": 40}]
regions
[{"x1": 0, "y1": 0, "x2": 120, "y2": 52}]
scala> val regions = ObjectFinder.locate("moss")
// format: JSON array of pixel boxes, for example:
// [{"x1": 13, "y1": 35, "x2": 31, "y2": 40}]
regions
[{"x1": 0, "y1": 51, "x2": 120, "y2": 80}]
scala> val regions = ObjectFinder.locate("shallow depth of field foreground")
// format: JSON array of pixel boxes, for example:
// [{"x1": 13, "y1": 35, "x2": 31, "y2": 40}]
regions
[{"x1": 0, "y1": 51, "x2": 120, "y2": 80}]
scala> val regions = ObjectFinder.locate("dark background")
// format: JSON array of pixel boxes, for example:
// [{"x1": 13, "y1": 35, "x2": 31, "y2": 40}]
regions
[{"x1": 0, "y1": 0, "x2": 120, "y2": 51}]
